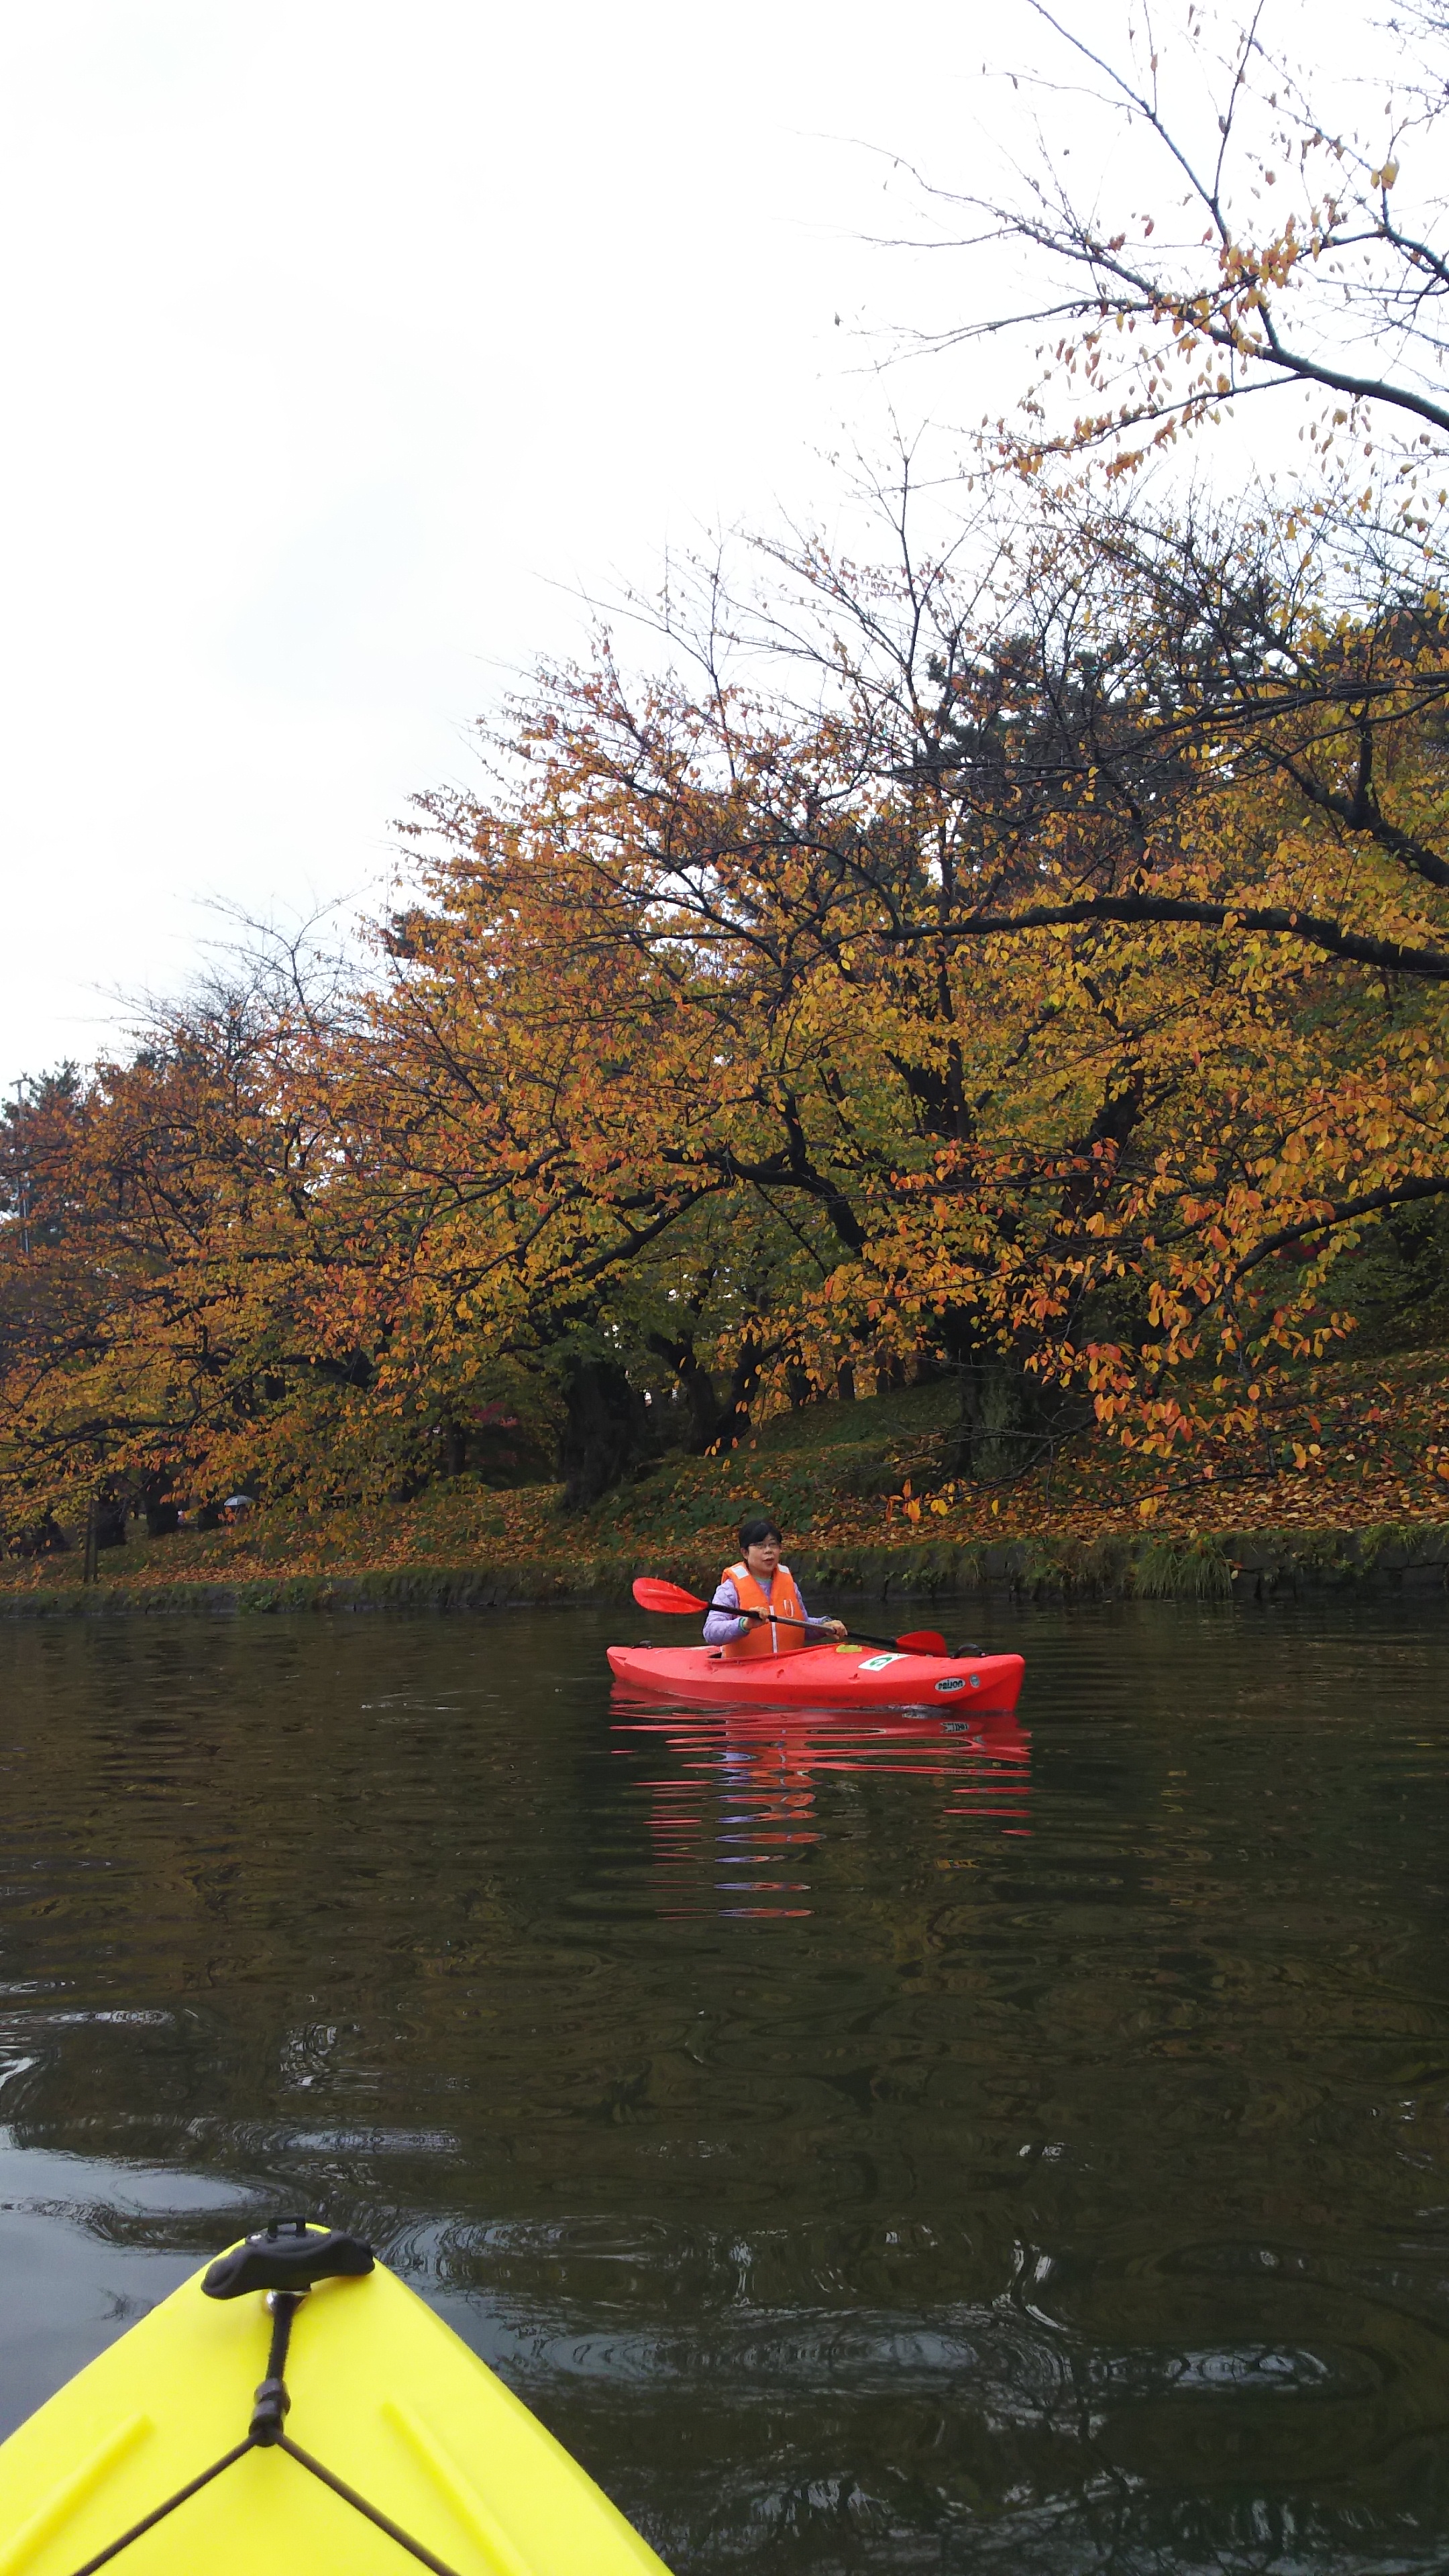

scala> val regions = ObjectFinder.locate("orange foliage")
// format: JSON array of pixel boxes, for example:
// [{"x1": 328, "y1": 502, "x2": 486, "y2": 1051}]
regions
[{"x1": 3, "y1": 494, "x2": 1448, "y2": 1538}]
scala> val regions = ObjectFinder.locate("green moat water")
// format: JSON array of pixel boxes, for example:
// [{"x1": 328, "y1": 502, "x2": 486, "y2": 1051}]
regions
[{"x1": 1, "y1": 1598, "x2": 1447, "y2": 2571}]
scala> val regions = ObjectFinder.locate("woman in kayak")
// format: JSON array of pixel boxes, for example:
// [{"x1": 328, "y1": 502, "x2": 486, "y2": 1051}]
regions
[{"x1": 704, "y1": 1518, "x2": 849, "y2": 1659}]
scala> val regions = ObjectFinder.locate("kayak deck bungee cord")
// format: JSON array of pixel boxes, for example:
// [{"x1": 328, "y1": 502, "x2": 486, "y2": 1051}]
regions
[{"x1": 0, "y1": 2219, "x2": 672, "y2": 2576}]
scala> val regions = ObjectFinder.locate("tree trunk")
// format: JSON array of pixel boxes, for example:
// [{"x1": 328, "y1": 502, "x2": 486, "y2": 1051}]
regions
[
  {"x1": 557, "y1": 1355, "x2": 648, "y2": 1508},
  {"x1": 645, "y1": 1330, "x2": 753, "y2": 1454},
  {"x1": 706, "y1": 1338, "x2": 767, "y2": 1452}
]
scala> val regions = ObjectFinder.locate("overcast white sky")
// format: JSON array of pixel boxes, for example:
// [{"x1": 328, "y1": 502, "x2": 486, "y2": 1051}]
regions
[{"x1": 0, "y1": 0, "x2": 1380, "y2": 1089}]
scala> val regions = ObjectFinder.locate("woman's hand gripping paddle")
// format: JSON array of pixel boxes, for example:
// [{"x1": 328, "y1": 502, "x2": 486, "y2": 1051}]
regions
[{"x1": 631, "y1": 1576, "x2": 948, "y2": 1657}]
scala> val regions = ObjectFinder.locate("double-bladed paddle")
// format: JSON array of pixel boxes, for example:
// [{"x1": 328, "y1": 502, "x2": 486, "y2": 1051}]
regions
[{"x1": 631, "y1": 1575, "x2": 948, "y2": 1657}]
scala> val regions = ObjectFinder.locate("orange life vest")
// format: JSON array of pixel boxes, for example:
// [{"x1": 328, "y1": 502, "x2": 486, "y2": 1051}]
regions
[{"x1": 718, "y1": 1559, "x2": 808, "y2": 1659}]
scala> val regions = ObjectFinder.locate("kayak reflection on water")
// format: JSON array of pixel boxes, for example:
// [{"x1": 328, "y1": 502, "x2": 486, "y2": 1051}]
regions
[{"x1": 612, "y1": 1705, "x2": 1032, "y2": 1919}]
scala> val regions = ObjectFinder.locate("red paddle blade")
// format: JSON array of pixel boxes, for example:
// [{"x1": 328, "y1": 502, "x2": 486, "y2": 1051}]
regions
[
  {"x1": 632, "y1": 1576, "x2": 709, "y2": 1615},
  {"x1": 896, "y1": 1629, "x2": 948, "y2": 1654}
]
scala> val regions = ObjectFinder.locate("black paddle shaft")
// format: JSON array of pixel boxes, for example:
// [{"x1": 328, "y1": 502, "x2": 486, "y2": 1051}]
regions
[{"x1": 737, "y1": 1606, "x2": 934, "y2": 1654}]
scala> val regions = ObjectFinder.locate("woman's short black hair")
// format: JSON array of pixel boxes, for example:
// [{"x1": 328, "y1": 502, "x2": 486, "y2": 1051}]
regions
[{"x1": 738, "y1": 1515, "x2": 783, "y2": 1551}]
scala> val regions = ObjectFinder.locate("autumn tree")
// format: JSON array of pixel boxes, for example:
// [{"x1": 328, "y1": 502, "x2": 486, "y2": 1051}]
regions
[
  {"x1": 5, "y1": 6, "x2": 1449, "y2": 1526},
  {"x1": 321, "y1": 436, "x2": 1448, "y2": 1493},
  {"x1": 0, "y1": 945, "x2": 420, "y2": 1538},
  {"x1": 897, "y1": 0, "x2": 1449, "y2": 474},
  {"x1": 5, "y1": 480, "x2": 1448, "y2": 1522}
]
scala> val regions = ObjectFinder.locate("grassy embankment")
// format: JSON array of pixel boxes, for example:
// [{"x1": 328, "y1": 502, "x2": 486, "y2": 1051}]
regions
[{"x1": 4, "y1": 1340, "x2": 1449, "y2": 1615}]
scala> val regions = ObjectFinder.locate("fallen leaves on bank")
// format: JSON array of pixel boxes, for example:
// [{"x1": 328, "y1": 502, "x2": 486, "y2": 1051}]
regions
[{"x1": 3, "y1": 1348, "x2": 1448, "y2": 1600}]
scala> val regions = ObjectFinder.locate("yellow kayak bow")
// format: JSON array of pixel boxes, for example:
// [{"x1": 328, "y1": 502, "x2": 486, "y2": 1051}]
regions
[{"x1": 0, "y1": 2219, "x2": 672, "y2": 2575}]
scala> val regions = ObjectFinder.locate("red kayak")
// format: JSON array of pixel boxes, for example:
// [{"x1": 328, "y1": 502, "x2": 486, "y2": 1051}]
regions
[{"x1": 606, "y1": 1639, "x2": 1024, "y2": 1711}]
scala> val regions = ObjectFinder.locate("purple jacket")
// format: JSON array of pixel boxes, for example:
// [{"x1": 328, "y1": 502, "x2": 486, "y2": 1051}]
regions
[{"x1": 703, "y1": 1574, "x2": 831, "y2": 1647}]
